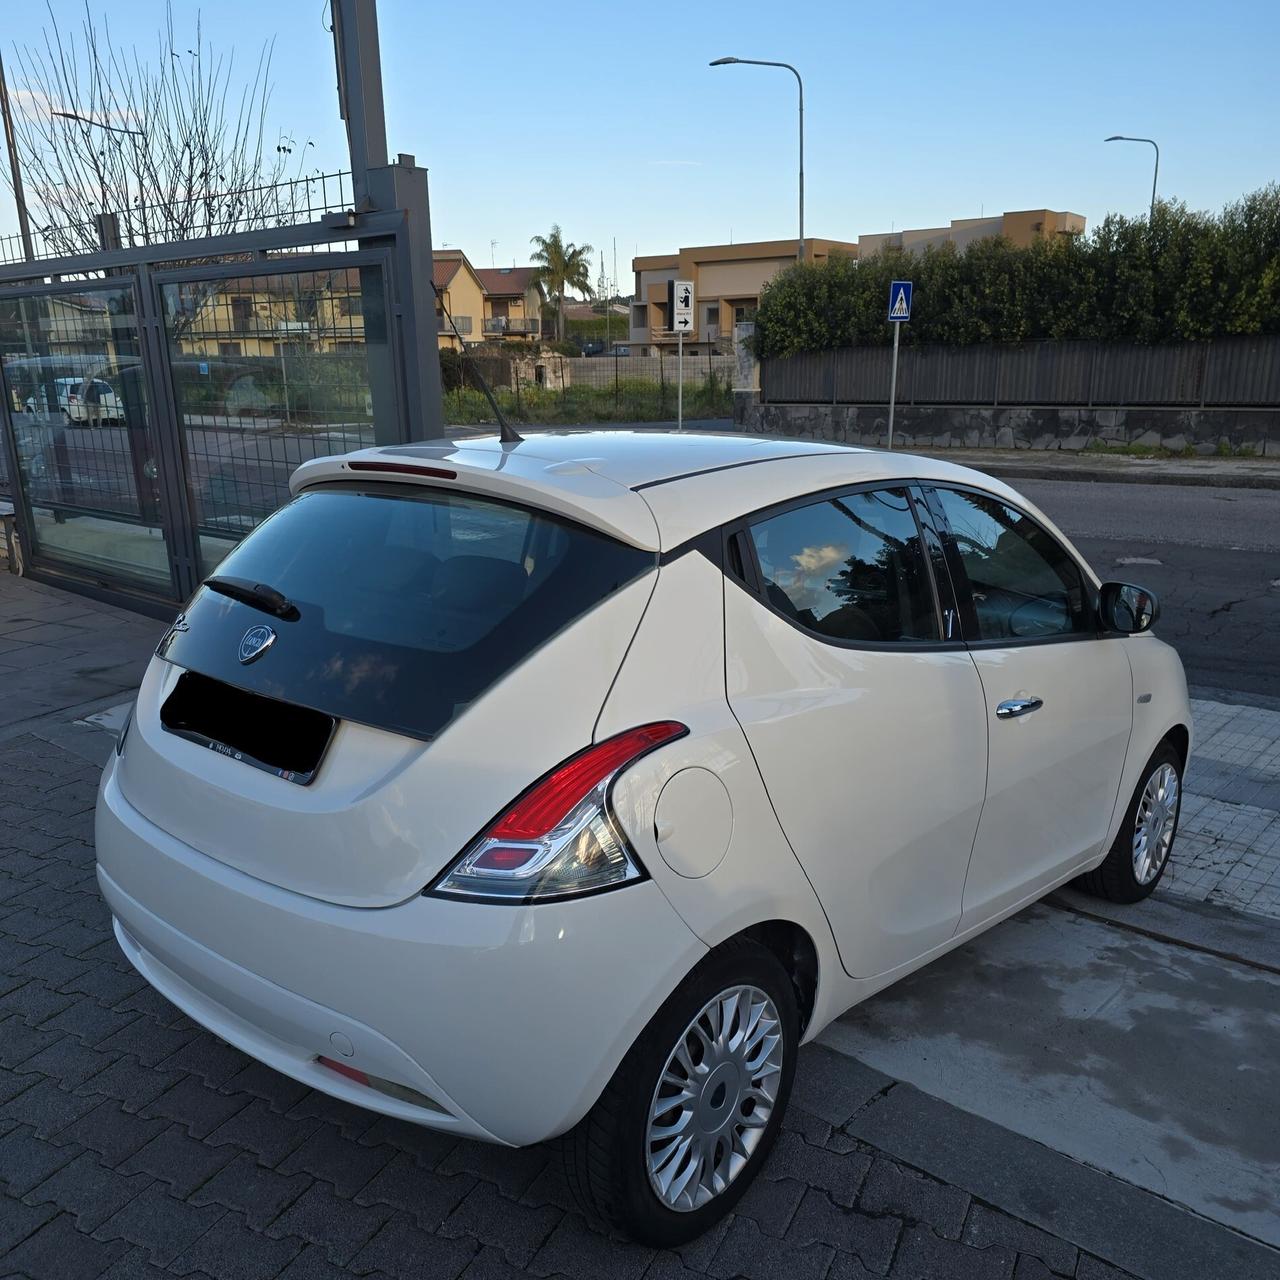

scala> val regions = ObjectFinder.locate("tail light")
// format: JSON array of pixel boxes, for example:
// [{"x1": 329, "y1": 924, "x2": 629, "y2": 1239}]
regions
[{"x1": 429, "y1": 721, "x2": 687, "y2": 904}]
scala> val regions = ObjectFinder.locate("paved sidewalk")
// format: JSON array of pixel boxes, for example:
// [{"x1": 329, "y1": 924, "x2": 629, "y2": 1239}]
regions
[{"x1": 1, "y1": 571, "x2": 1277, "y2": 1279}]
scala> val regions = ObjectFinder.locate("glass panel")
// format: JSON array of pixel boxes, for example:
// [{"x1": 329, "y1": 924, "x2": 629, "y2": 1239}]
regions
[
  {"x1": 157, "y1": 485, "x2": 654, "y2": 742},
  {"x1": 749, "y1": 489, "x2": 939, "y2": 644},
  {"x1": 0, "y1": 287, "x2": 175, "y2": 593},
  {"x1": 162, "y1": 265, "x2": 389, "y2": 576},
  {"x1": 933, "y1": 488, "x2": 1090, "y2": 641}
]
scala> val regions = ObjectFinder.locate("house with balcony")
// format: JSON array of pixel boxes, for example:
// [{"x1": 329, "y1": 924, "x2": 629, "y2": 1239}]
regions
[{"x1": 474, "y1": 266, "x2": 543, "y2": 340}]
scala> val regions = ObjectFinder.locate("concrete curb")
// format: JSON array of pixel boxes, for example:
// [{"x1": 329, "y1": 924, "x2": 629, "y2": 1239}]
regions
[{"x1": 957, "y1": 461, "x2": 1280, "y2": 490}]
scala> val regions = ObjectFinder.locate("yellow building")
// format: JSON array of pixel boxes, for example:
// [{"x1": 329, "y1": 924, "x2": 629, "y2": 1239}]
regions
[
  {"x1": 432, "y1": 252, "x2": 487, "y2": 350},
  {"x1": 630, "y1": 238, "x2": 859, "y2": 354},
  {"x1": 858, "y1": 208, "x2": 1085, "y2": 256}
]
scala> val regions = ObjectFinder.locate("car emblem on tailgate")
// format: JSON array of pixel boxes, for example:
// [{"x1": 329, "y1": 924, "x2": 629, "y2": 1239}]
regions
[{"x1": 238, "y1": 624, "x2": 277, "y2": 665}]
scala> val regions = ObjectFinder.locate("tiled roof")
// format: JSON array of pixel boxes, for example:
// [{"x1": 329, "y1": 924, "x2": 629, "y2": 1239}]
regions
[
  {"x1": 432, "y1": 256, "x2": 462, "y2": 289},
  {"x1": 475, "y1": 266, "x2": 537, "y2": 296}
]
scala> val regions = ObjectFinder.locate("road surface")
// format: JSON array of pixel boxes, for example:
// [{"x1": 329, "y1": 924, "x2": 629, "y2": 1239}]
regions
[{"x1": 1019, "y1": 480, "x2": 1280, "y2": 700}]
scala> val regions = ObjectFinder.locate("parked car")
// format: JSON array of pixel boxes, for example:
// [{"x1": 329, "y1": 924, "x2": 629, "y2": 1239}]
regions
[
  {"x1": 96, "y1": 432, "x2": 1190, "y2": 1245},
  {"x1": 25, "y1": 376, "x2": 123, "y2": 425}
]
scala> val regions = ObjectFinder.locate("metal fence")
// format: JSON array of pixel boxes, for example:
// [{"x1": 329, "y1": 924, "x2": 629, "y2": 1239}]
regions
[{"x1": 761, "y1": 335, "x2": 1280, "y2": 408}]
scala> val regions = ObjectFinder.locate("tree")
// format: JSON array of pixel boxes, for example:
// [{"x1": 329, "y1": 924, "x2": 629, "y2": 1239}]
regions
[
  {"x1": 4, "y1": 1, "x2": 312, "y2": 256},
  {"x1": 530, "y1": 224, "x2": 594, "y2": 342}
]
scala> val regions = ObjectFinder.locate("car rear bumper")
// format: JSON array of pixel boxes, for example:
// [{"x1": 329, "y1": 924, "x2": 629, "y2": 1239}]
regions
[{"x1": 95, "y1": 757, "x2": 707, "y2": 1146}]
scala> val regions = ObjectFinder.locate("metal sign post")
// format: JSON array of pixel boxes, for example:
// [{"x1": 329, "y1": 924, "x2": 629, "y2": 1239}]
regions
[
  {"x1": 886, "y1": 280, "x2": 912, "y2": 450},
  {"x1": 668, "y1": 279, "x2": 694, "y2": 430}
]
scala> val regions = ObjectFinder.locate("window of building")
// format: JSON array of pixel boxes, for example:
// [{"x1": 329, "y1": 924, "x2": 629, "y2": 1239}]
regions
[
  {"x1": 217, "y1": 342, "x2": 242, "y2": 358},
  {"x1": 748, "y1": 489, "x2": 938, "y2": 644},
  {"x1": 338, "y1": 295, "x2": 363, "y2": 318}
]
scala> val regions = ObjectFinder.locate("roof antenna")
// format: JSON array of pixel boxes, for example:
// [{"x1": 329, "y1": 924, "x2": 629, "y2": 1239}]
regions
[{"x1": 433, "y1": 281, "x2": 523, "y2": 443}]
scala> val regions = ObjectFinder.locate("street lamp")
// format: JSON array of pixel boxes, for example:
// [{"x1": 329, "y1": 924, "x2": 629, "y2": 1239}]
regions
[
  {"x1": 711, "y1": 56, "x2": 805, "y2": 261},
  {"x1": 1105, "y1": 135, "x2": 1159, "y2": 222}
]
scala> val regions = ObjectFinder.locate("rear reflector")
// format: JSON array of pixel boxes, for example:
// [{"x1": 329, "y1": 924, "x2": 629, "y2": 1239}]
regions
[
  {"x1": 490, "y1": 722, "x2": 688, "y2": 841},
  {"x1": 347, "y1": 460, "x2": 457, "y2": 480},
  {"x1": 315, "y1": 1056, "x2": 446, "y2": 1114}
]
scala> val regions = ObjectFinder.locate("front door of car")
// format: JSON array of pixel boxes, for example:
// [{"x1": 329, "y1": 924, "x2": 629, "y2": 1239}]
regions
[
  {"x1": 724, "y1": 485, "x2": 988, "y2": 980},
  {"x1": 923, "y1": 485, "x2": 1134, "y2": 930}
]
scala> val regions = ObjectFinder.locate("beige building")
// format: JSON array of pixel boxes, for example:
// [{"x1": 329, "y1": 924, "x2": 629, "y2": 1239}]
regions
[
  {"x1": 630, "y1": 238, "x2": 858, "y2": 354},
  {"x1": 858, "y1": 208, "x2": 1085, "y2": 257},
  {"x1": 474, "y1": 267, "x2": 544, "y2": 340}
]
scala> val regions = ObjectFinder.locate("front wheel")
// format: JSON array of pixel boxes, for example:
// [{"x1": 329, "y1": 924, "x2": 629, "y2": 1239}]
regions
[
  {"x1": 1077, "y1": 740, "x2": 1183, "y2": 903},
  {"x1": 561, "y1": 938, "x2": 798, "y2": 1246}
]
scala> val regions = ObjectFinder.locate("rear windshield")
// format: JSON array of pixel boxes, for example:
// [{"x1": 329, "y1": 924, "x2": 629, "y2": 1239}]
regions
[{"x1": 157, "y1": 484, "x2": 654, "y2": 741}]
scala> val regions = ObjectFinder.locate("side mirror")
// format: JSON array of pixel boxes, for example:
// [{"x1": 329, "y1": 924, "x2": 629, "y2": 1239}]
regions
[{"x1": 1099, "y1": 582, "x2": 1159, "y2": 634}]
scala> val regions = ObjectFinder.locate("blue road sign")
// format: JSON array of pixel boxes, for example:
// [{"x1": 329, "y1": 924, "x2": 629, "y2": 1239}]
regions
[{"x1": 888, "y1": 280, "x2": 912, "y2": 322}]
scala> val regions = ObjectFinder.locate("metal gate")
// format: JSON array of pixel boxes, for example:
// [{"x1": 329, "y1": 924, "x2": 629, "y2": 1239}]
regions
[{"x1": 0, "y1": 201, "x2": 439, "y2": 612}]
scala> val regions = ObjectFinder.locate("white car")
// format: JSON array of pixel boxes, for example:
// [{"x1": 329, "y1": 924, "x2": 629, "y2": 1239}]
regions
[
  {"x1": 95, "y1": 431, "x2": 1190, "y2": 1244},
  {"x1": 26, "y1": 376, "x2": 123, "y2": 424}
]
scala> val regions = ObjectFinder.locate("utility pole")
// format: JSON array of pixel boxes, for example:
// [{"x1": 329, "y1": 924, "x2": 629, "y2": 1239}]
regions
[{"x1": 0, "y1": 49, "x2": 34, "y2": 262}]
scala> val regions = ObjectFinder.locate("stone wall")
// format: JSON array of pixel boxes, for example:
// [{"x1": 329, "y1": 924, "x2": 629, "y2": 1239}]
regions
[{"x1": 733, "y1": 395, "x2": 1279, "y2": 455}]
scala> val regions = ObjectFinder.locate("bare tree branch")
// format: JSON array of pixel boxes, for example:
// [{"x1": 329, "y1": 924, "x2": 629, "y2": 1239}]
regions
[{"x1": 3, "y1": 0, "x2": 326, "y2": 256}]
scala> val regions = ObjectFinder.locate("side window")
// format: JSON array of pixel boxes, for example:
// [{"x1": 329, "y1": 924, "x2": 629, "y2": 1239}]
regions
[
  {"x1": 932, "y1": 488, "x2": 1090, "y2": 641},
  {"x1": 748, "y1": 488, "x2": 939, "y2": 644}
]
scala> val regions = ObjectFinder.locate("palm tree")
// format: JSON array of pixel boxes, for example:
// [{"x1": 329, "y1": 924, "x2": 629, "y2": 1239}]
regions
[{"x1": 530, "y1": 225, "x2": 595, "y2": 342}]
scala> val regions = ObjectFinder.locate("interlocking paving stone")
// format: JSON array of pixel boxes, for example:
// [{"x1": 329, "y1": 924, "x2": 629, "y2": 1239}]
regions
[
  {"x1": 859, "y1": 1156, "x2": 971, "y2": 1242},
  {"x1": 437, "y1": 1182, "x2": 560, "y2": 1270},
  {"x1": 3, "y1": 1210, "x2": 133, "y2": 1280},
  {"x1": 962, "y1": 1204, "x2": 1079, "y2": 1276},
  {"x1": 24, "y1": 1151, "x2": 152, "y2": 1232},
  {"x1": 92, "y1": 1183, "x2": 225, "y2": 1267},
  {"x1": 169, "y1": 1211, "x2": 304, "y2": 1280},
  {"x1": 0, "y1": 1123, "x2": 79, "y2": 1195},
  {"x1": 268, "y1": 1180, "x2": 395, "y2": 1265},
  {"x1": 785, "y1": 1186, "x2": 901, "y2": 1274},
  {"x1": 278, "y1": 1123, "x2": 398, "y2": 1197},
  {"x1": 763, "y1": 1130, "x2": 871, "y2": 1208},
  {"x1": 188, "y1": 1154, "x2": 312, "y2": 1231},
  {"x1": 709, "y1": 1215, "x2": 834, "y2": 1280},
  {"x1": 349, "y1": 1217, "x2": 479, "y2": 1280},
  {"x1": 890, "y1": 1225, "x2": 1017, "y2": 1279},
  {"x1": 118, "y1": 1123, "x2": 240, "y2": 1197}
]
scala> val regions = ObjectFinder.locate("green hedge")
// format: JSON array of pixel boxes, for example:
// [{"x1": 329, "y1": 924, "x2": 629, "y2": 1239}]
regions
[{"x1": 753, "y1": 186, "x2": 1280, "y2": 358}]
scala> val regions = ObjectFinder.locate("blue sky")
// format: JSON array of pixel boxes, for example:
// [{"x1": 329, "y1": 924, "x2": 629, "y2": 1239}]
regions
[{"x1": 2, "y1": 0, "x2": 1277, "y2": 288}]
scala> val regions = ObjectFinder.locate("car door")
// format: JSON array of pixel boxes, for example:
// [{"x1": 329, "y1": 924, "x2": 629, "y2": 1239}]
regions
[
  {"x1": 923, "y1": 485, "x2": 1134, "y2": 930},
  {"x1": 724, "y1": 484, "x2": 989, "y2": 980}
]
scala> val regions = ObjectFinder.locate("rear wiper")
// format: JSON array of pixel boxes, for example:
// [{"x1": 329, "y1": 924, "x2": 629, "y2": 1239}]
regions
[{"x1": 204, "y1": 576, "x2": 300, "y2": 621}]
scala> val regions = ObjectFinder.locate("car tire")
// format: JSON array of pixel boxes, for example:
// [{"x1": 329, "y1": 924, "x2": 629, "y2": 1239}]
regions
[
  {"x1": 560, "y1": 937, "x2": 798, "y2": 1247},
  {"x1": 1077, "y1": 740, "x2": 1183, "y2": 903}
]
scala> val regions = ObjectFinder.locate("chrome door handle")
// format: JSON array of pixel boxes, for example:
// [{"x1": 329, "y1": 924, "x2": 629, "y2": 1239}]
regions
[{"x1": 996, "y1": 696, "x2": 1044, "y2": 719}]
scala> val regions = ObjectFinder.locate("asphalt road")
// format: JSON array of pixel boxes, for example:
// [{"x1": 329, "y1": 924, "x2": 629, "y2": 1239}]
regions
[{"x1": 1017, "y1": 480, "x2": 1280, "y2": 700}]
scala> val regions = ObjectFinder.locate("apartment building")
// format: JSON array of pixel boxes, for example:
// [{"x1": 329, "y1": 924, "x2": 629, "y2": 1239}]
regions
[{"x1": 857, "y1": 208, "x2": 1085, "y2": 256}]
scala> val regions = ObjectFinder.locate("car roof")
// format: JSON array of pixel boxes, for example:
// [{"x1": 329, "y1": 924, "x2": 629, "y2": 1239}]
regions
[{"x1": 289, "y1": 429, "x2": 1048, "y2": 556}]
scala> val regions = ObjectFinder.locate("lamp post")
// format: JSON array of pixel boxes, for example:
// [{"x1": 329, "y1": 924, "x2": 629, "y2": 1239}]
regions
[
  {"x1": 710, "y1": 56, "x2": 804, "y2": 261},
  {"x1": 1105, "y1": 135, "x2": 1159, "y2": 221}
]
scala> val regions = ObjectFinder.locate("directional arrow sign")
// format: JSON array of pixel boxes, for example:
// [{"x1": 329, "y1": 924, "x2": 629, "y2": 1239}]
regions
[{"x1": 669, "y1": 279, "x2": 695, "y2": 334}]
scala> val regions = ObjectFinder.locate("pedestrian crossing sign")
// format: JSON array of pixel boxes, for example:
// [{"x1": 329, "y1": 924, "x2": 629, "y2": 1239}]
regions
[{"x1": 888, "y1": 281, "x2": 912, "y2": 322}]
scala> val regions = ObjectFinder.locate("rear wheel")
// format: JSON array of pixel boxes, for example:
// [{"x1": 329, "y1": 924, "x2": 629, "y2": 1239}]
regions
[
  {"x1": 561, "y1": 938, "x2": 797, "y2": 1246},
  {"x1": 1077, "y1": 740, "x2": 1182, "y2": 903}
]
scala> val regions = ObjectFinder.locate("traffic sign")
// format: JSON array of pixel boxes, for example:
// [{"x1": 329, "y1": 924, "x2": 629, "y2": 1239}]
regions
[
  {"x1": 668, "y1": 279, "x2": 695, "y2": 332},
  {"x1": 888, "y1": 280, "x2": 912, "y2": 322}
]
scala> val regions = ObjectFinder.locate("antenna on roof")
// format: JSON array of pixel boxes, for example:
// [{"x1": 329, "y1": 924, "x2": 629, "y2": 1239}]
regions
[{"x1": 433, "y1": 281, "x2": 523, "y2": 444}]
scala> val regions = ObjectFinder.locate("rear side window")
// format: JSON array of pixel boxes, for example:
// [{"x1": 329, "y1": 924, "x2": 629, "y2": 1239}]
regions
[
  {"x1": 747, "y1": 488, "x2": 939, "y2": 644},
  {"x1": 157, "y1": 484, "x2": 654, "y2": 741}
]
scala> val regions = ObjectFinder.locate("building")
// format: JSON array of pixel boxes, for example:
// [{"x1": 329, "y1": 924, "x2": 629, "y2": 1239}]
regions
[
  {"x1": 474, "y1": 266, "x2": 544, "y2": 340},
  {"x1": 433, "y1": 252, "x2": 487, "y2": 350},
  {"x1": 858, "y1": 208, "x2": 1085, "y2": 257},
  {"x1": 629, "y1": 238, "x2": 859, "y2": 354}
]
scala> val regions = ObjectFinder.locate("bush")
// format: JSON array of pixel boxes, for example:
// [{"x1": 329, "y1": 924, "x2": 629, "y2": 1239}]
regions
[{"x1": 752, "y1": 185, "x2": 1280, "y2": 358}]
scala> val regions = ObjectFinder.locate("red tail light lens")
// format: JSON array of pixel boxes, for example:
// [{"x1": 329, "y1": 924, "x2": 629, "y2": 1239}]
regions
[{"x1": 430, "y1": 721, "x2": 687, "y2": 903}]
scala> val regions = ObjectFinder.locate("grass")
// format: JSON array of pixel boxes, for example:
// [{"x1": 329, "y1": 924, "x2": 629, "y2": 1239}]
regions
[
  {"x1": 1080, "y1": 439, "x2": 1260, "y2": 459},
  {"x1": 444, "y1": 375, "x2": 733, "y2": 426}
]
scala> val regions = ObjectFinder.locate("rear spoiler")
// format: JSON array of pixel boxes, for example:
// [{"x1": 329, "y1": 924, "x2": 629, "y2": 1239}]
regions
[{"x1": 290, "y1": 445, "x2": 662, "y2": 551}]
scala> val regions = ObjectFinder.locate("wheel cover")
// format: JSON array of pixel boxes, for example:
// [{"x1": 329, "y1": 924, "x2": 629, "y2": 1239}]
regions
[
  {"x1": 1133, "y1": 762, "x2": 1180, "y2": 885},
  {"x1": 645, "y1": 983, "x2": 784, "y2": 1213}
]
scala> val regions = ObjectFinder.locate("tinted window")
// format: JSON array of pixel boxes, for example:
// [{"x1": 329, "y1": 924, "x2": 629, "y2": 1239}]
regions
[
  {"x1": 157, "y1": 484, "x2": 653, "y2": 741},
  {"x1": 748, "y1": 489, "x2": 938, "y2": 643},
  {"x1": 933, "y1": 487, "x2": 1090, "y2": 641}
]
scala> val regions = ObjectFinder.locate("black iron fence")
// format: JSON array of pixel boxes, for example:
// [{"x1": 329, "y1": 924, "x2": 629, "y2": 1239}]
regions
[{"x1": 761, "y1": 335, "x2": 1280, "y2": 408}]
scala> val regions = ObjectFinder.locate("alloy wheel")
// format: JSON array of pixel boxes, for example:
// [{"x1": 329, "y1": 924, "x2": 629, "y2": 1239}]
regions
[
  {"x1": 1132, "y1": 762, "x2": 1179, "y2": 885},
  {"x1": 645, "y1": 984, "x2": 784, "y2": 1213}
]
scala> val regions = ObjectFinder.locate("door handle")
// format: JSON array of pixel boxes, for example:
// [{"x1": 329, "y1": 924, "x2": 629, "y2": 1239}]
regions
[{"x1": 996, "y1": 696, "x2": 1044, "y2": 719}]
